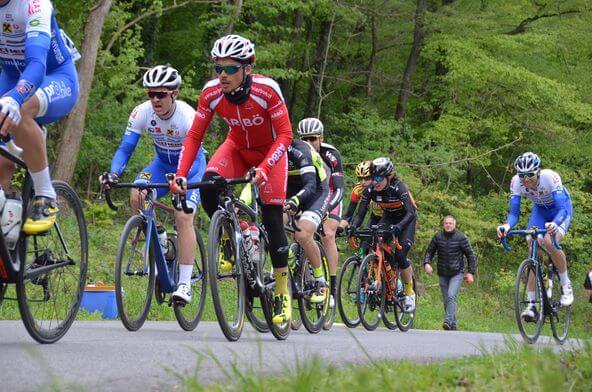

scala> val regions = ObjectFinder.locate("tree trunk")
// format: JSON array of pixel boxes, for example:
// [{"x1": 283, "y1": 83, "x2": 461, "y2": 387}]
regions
[
  {"x1": 305, "y1": 18, "x2": 333, "y2": 117},
  {"x1": 53, "y1": 0, "x2": 113, "y2": 182},
  {"x1": 366, "y1": 11, "x2": 377, "y2": 97},
  {"x1": 222, "y1": 0, "x2": 243, "y2": 35},
  {"x1": 394, "y1": 0, "x2": 427, "y2": 121}
]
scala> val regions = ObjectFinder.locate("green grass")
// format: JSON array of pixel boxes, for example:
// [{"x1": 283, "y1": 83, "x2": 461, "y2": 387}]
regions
[{"x1": 179, "y1": 341, "x2": 592, "y2": 391}]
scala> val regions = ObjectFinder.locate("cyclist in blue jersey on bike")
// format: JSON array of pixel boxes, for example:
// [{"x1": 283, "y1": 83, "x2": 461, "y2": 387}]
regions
[
  {"x1": 101, "y1": 65, "x2": 206, "y2": 305},
  {"x1": 0, "y1": 0, "x2": 79, "y2": 234},
  {"x1": 497, "y1": 152, "x2": 574, "y2": 321}
]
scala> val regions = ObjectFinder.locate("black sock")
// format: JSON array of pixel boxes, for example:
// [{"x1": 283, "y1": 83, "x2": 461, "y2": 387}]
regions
[{"x1": 330, "y1": 275, "x2": 336, "y2": 296}]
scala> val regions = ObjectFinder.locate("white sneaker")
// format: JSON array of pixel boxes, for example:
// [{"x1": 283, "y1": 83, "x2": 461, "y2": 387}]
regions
[
  {"x1": 521, "y1": 302, "x2": 538, "y2": 322},
  {"x1": 172, "y1": 283, "x2": 192, "y2": 304},
  {"x1": 329, "y1": 294, "x2": 335, "y2": 309},
  {"x1": 560, "y1": 283, "x2": 574, "y2": 307},
  {"x1": 403, "y1": 293, "x2": 416, "y2": 313}
]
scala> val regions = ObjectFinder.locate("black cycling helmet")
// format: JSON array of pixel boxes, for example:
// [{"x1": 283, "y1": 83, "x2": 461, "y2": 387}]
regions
[{"x1": 371, "y1": 157, "x2": 393, "y2": 177}]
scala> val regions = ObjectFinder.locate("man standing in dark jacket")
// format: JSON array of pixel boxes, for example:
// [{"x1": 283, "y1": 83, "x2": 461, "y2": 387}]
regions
[{"x1": 423, "y1": 215, "x2": 477, "y2": 330}]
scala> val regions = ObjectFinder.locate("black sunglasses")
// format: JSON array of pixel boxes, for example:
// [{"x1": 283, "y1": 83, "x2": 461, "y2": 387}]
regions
[
  {"x1": 518, "y1": 172, "x2": 537, "y2": 179},
  {"x1": 214, "y1": 64, "x2": 243, "y2": 75},
  {"x1": 147, "y1": 91, "x2": 172, "y2": 99},
  {"x1": 301, "y1": 136, "x2": 320, "y2": 142}
]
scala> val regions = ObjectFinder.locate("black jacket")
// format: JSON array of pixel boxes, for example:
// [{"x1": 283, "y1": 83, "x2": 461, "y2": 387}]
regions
[{"x1": 423, "y1": 229, "x2": 477, "y2": 276}]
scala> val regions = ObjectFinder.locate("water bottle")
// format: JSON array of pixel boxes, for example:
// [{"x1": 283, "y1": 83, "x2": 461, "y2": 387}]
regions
[
  {"x1": 545, "y1": 275, "x2": 553, "y2": 299},
  {"x1": 1, "y1": 195, "x2": 23, "y2": 250},
  {"x1": 249, "y1": 223, "x2": 260, "y2": 263},
  {"x1": 157, "y1": 225, "x2": 168, "y2": 256},
  {"x1": 240, "y1": 220, "x2": 256, "y2": 261}
]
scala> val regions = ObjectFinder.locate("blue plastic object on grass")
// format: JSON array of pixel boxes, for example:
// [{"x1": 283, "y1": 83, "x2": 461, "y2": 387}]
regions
[{"x1": 80, "y1": 282, "x2": 118, "y2": 319}]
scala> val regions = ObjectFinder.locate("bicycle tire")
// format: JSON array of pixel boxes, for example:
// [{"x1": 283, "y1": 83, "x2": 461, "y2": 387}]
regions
[
  {"x1": 17, "y1": 180, "x2": 88, "y2": 344},
  {"x1": 174, "y1": 228, "x2": 208, "y2": 331},
  {"x1": 0, "y1": 282, "x2": 6, "y2": 305},
  {"x1": 357, "y1": 254, "x2": 385, "y2": 331},
  {"x1": 322, "y1": 246, "x2": 336, "y2": 331},
  {"x1": 336, "y1": 256, "x2": 362, "y2": 328},
  {"x1": 393, "y1": 273, "x2": 416, "y2": 331},
  {"x1": 514, "y1": 258, "x2": 544, "y2": 344},
  {"x1": 207, "y1": 210, "x2": 245, "y2": 341},
  {"x1": 298, "y1": 242, "x2": 328, "y2": 334},
  {"x1": 115, "y1": 215, "x2": 155, "y2": 331},
  {"x1": 549, "y1": 266, "x2": 571, "y2": 344}
]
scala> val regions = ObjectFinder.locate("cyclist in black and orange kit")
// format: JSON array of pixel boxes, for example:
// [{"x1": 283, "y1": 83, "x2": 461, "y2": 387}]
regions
[
  {"x1": 350, "y1": 157, "x2": 418, "y2": 312},
  {"x1": 339, "y1": 160, "x2": 383, "y2": 232}
]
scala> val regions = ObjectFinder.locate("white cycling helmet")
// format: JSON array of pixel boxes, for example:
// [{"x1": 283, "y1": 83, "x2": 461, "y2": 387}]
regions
[
  {"x1": 143, "y1": 65, "x2": 182, "y2": 89},
  {"x1": 211, "y1": 34, "x2": 256, "y2": 63},
  {"x1": 514, "y1": 152, "x2": 541, "y2": 173},
  {"x1": 297, "y1": 118, "x2": 324, "y2": 137}
]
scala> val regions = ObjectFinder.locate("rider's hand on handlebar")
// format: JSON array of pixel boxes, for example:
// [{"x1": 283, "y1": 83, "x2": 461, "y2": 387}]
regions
[
  {"x1": 545, "y1": 222, "x2": 558, "y2": 235},
  {"x1": 497, "y1": 223, "x2": 510, "y2": 239},
  {"x1": 283, "y1": 196, "x2": 299, "y2": 215},
  {"x1": 250, "y1": 167, "x2": 268, "y2": 185},
  {"x1": 99, "y1": 172, "x2": 119, "y2": 187},
  {"x1": 170, "y1": 176, "x2": 187, "y2": 194},
  {"x1": 0, "y1": 97, "x2": 22, "y2": 136}
]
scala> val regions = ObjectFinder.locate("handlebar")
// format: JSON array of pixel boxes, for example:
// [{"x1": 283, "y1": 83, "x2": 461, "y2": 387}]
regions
[{"x1": 499, "y1": 228, "x2": 562, "y2": 251}]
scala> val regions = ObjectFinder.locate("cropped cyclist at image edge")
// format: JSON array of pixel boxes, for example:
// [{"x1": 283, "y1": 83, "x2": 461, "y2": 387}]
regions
[
  {"x1": 497, "y1": 152, "x2": 574, "y2": 317},
  {"x1": 101, "y1": 65, "x2": 206, "y2": 304},
  {"x1": 173, "y1": 34, "x2": 293, "y2": 324},
  {"x1": 0, "y1": 0, "x2": 79, "y2": 234}
]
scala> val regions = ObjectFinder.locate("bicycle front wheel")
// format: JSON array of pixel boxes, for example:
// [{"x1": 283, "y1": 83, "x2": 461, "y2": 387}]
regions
[
  {"x1": 549, "y1": 267, "x2": 571, "y2": 344},
  {"x1": 514, "y1": 259, "x2": 544, "y2": 344},
  {"x1": 208, "y1": 210, "x2": 245, "y2": 341},
  {"x1": 337, "y1": 256, "x2": 361, "y2": 328},
  {"x1": 16, "y1": 181, "x2": 88, "y2": 344},
  {"x1": 115, "y1": 215, "x2": 155, "y2": 331},
  {"x1": 357, "y1": 254, "x2": 385, "y2": 331},
  {"x1": 297, "y1": 242, "x2": 328, "y2": 334},
  {"x1": 174, "y1": 229, "x2": 207, "y2": 331},
  {"x1": 393, "y1": 274, "x2": 415, "y2": 332}
]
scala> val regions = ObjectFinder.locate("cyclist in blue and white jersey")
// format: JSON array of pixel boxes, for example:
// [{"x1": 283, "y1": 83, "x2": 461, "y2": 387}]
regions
[
  {"x1": 101, "y1": 65, "x2": 206, "y2": 304},
  {"x1": 0, "y1": 0, "x2": 79, "y2": 234},
  {"x1": 497, "y1": 152, "x2": 574, "y2": 319}
]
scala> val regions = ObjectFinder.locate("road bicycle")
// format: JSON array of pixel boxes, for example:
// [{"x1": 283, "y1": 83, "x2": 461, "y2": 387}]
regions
[
  {"x1": 0, "y1": 137, "x2": 88, "y2": 343},
  {"x1": 335, "y1": 232, "x2": 368, "y2": 328},
  {"x1": 500, "y1": 227, "x2": 571, "y2": 344}
]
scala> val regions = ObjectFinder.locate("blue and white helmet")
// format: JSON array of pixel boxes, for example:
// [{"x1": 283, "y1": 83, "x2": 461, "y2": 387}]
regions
[{"x1": 514, "y1": 152, "x2": 541, "y2": 173}]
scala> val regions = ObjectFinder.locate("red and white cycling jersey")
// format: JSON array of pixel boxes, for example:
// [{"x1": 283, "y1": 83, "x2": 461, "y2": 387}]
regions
[{"x1": 177, "y1": 74, "x2": 292, "y2": 178}]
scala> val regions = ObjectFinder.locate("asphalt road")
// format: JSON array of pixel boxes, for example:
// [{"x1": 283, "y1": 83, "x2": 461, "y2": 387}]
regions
[{"x1": 0, "y1": 320, "x2": 579, "y2": 391}]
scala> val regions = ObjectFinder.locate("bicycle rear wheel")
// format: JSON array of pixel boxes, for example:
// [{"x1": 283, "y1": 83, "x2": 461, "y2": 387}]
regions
[
  {"x1": 393, "y1": 274, "x2": 416, "y2": 331},
  {"x1": 115, "y1": 215, "x2": 155, "y2": 331},
  {"x1": 16, "y1": 181, "x2": 88, "y2": 344},
  {"x1": 514, "y1": 258, "x2": 544, "y2": 344},
  {"x1": 174, "y1": 229, "x2": 207, "y2": 331},
  {"x1": 337, "y1": 256, "x2": 362, "y2": 328},
  {"x1": 208, "y1": 210, "x2": 245, "y2": 341},
  {"x1": 357, "y1": 254, "x2": 385, "y2": 331},
  {"x1": 297, "y1": 242, "x2": 328, "y2": 334},
  {"x1": 549, "y1": 266, "x2": 571, "y2": 344}
]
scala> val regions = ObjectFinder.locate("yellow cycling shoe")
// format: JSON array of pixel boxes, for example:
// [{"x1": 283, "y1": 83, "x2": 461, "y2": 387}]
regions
[
  {"x1": 218, "y1": 234, "x2": 234, "y2": 273},
  {"x1": 309, "y1": 279, "x2": 327, "y2": 304},
  {"x1": 272, "y1": 294, "x2": 291, "y2": 324},
  {"x1": 23, "y1": 196, "x2": 59, "y2": 235}
]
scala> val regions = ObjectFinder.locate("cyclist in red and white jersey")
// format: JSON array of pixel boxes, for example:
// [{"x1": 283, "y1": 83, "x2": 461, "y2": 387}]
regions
[{"x1": 173, "y1": 35, "x2": 293, "y2": 324}]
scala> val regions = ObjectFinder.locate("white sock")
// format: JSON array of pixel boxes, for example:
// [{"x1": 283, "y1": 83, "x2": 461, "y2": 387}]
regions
[
  {"x1": 559, "y1": 271, "x2": 570, "y2": 286},
  {"x1": 30, "y1": 167, "x2": 56, "y2": 199},
  {"x1": 527, "y1": 291, "x2": 536, "y2": 302},
  {"x1": 178, "y1": 264, "x2": 193, "y2": 286}
]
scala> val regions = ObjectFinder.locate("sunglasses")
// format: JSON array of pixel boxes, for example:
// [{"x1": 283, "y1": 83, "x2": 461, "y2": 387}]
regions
[
  {"x1": 214, "y1": 64, "x2": 243, "y2": 75},
  {"x1": 147, "y1": 91, "x2": 172, "y2": 99},
  {"x1": 301, "y1": 136, "x2": 320, "y2": 142},
  {"x1": 372, "y1": 175, "x2": 385, "y2": 183},
  {"x1": 518, "y1": 172, "x2": 537, "y2": 179}
]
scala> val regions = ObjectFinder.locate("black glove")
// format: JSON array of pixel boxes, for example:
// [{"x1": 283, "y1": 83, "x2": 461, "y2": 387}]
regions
[
  {"x1": 284, "y1": 196, "x2": 299, "y2": 214},
  {"x1": 390, "y1": 224, "x2": 402, "y2": 237},
  {"x1": 346, "y1": 225, "x2": 357, "y2": 236},
  {"x1": 336, "y1": 226, "x2": 345, "y2": 236},
  {"x1": 99, "y1": 172, "x2": 119, "y2": 185}
]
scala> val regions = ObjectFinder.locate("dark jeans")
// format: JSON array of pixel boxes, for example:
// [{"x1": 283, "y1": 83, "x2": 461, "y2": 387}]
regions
[{"x1": 439, "y1": 272, "x2": 464, "y2": 326}]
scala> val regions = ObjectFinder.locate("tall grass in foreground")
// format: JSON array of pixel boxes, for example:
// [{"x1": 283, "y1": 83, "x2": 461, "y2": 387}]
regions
[{"x1": 179, "y1": 341, "x2": 592, "y2": 392}]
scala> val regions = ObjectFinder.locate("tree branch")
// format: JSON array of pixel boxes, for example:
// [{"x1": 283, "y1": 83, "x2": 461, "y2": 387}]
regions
[
  {"x1": 506, "y1": 9, "x2": 582, "y2": 35},
  {"x1": 105, "y1": 0, "x2": 221, "y2": 53}
]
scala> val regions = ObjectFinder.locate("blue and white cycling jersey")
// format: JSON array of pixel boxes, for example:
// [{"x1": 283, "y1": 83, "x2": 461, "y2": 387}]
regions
[
  {"x1": 0, "y1": 0, "x2": 79, "y2": 124},
  {"x1": 110, "y1": 100, "x2": 206, "y2": 175},
  {"x1": 507, "y1": 169, "x2": 573, "y2": 234}
]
